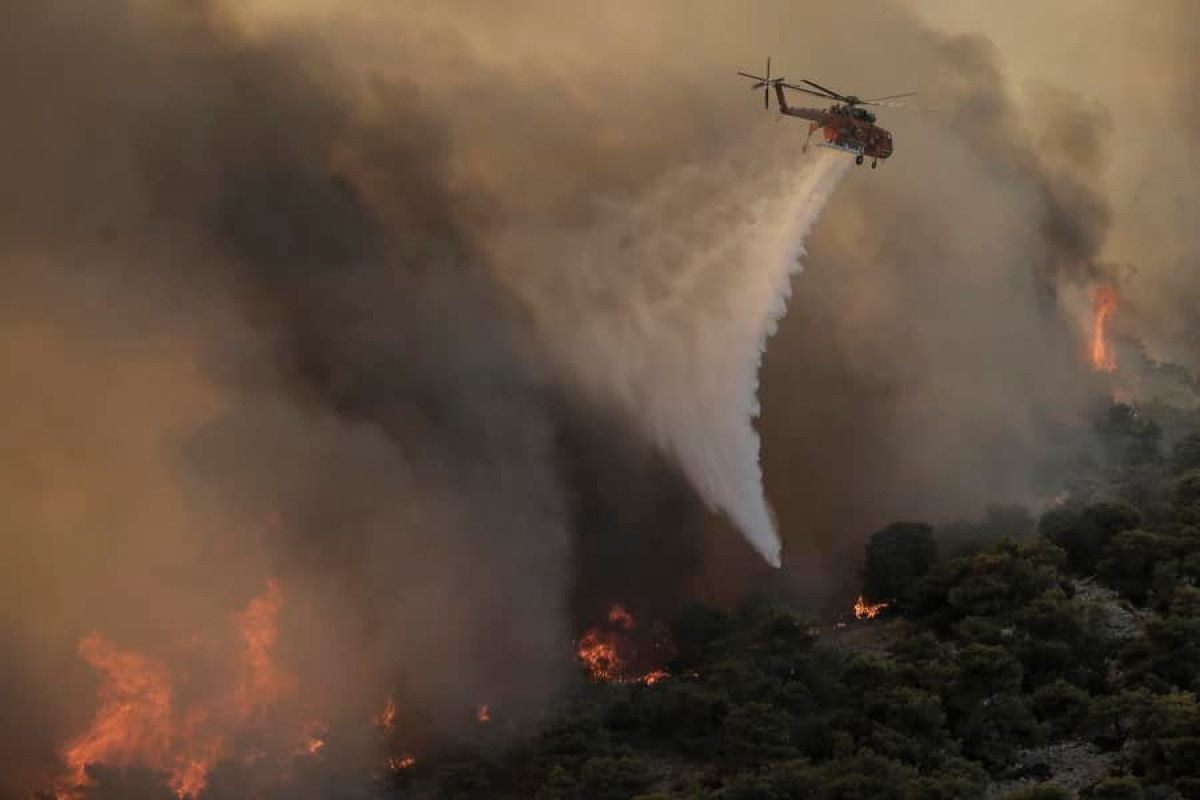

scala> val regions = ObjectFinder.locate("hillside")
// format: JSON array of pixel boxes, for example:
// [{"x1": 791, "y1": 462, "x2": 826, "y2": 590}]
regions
[{"x1": 383, "y1": 400, "x2": 1200, "y2": 800}]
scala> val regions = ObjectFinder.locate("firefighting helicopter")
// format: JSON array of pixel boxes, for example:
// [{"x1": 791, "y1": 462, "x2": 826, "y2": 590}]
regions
[{"x1": 737, "y1": 58, "x2": 931, "y2": 168}]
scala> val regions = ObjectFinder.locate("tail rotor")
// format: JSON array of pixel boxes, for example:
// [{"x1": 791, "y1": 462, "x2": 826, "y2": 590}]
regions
[{"x1": 737, "y1": 57, "x2": 784, "y2": 110}]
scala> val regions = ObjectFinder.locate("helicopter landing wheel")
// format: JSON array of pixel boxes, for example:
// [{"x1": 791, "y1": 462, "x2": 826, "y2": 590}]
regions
[{"x1": 855, "y1": 154, "x2": 864, "y2": 165}]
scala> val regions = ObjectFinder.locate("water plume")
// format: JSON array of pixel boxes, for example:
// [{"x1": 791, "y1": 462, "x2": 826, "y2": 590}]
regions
[{"x1": 500, "y1": 143, "x2": 851, "y2": 567}]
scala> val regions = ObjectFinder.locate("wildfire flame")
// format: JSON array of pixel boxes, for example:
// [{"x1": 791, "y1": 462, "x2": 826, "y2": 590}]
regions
[
  {"x1": 575, "y1": 603, "x2": 673, "y2": 685},
  {"x1": 54, "y1": 579, "x2": 314, "y2": 800},
  {"x1": 375, "y1": 696, "x2": 397, "y2": 736},
  {"x1": 57, "y1": 635, "x2": 176, "y2": 798},
  {"x1": 1090, "y1": 285, "x2": 1118, "y2": 373},
  {"x1": 853, "y1": 594, "x2": 889, "y2": 620},
  {"x1": 576, "y1": 629, "x2": 623, "y2": 682},
  {"x1": 301, "y1": 720, "x2": 328, "y2": 756},
  {"x1": 640, "y1": 670, "x2": 669, "y2": 686},
  {"x1": 389, "y1": 754, "x2": 416, "y2": 772}
]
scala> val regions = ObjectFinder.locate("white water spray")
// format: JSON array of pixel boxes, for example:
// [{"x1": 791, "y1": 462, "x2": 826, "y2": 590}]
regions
[{"x1": 501, "y1": 140, "x2": 850, "y2": 567}]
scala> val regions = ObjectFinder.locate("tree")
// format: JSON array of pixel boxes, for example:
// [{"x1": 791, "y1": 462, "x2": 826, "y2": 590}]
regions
[
  {"x1": 947, "y1": 545, "x2": 1062, "y2": 619},
  {"x1": 1097, "y1": 530, "x2": 1179, "y2": 606},
  {"x1": 1087, "y1": 689, "x2": 1154, "y2": 746},
  {"x1": 1171, "y1": 432, "x2": 1200, "y2": 476},
  {"x1": 572, "y1": 756, "x2": 656, "y2": 800},
  {"x1": 1040, "y1": 501, "x2": 1142, "y2": 574},
  {"x1": 906, "y1": 759, "x2": 988, "y2": 800},
  {"x1": 722, "y1": 702, "x2": 797, "y2": 767},
  {"x1": 1095, "y1": 403, "x2": 1163, "y2": 469},
  {"x1": 863, "y1": 522, "x2": 937, "y2": 609},
  {"x1": 937, "y1": 505, "x2": 1036, "y2": 558},
  {"x1": 667, "y1": 604, "x2": 730, "y2": 671},
  {"x1": 952, "y1": 644, "x2": 1024, "y2": 703},
  {"x1": 1032, "y1": 680, "x2": 1091, "y2": 738},
  {"x1": 1001, "y1": 788, "x2": 1072, "y2": 800},
  {"x1": 1171, "y1": 470, "x2": 1200, "y2": 526},
  {"x1": 789, "y1": 751, "x2": 917, "y2": 800}
]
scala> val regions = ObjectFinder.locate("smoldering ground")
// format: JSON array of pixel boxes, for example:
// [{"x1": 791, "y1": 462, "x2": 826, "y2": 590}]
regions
[{"x1": 2, "y1": 1, "x2": 1199, "y2": 797}]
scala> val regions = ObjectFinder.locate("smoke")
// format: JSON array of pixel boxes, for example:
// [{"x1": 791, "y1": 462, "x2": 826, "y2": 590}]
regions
[
  {"x1": 3, "y1": 0, "x2": 1200, "y2": 796},
  {"x1": 0, "y1": 1, "x2": 848, "y2": 793}
]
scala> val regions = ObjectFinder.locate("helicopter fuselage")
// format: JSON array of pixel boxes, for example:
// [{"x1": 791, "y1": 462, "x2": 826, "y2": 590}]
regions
[
  {"x1": 783, "y1": 105, "x2": 893, "y2": 162},
  {"x1": 769, "y1": 82, "x2": 894, "y2": 165}
]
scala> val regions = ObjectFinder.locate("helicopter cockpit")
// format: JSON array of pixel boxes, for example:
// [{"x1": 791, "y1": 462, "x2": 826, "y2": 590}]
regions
[{"x1": 850, "y1": 106, "x2": 876, "y2": 123}]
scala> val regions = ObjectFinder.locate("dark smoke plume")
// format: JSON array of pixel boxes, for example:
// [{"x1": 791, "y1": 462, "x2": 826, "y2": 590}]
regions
[{"x1": 3, "y1": 2, "x2": 1199, "y2": 797}]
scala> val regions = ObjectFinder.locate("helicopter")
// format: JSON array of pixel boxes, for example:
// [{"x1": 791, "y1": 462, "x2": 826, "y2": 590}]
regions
[{"x1": 737, "y1": 58, "x2": 931, "y2": 168}]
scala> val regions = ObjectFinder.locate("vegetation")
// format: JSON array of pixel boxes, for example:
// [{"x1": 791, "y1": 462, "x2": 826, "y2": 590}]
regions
[{"x1": 391, "y1": 403, "x2": 1200, "y2": 799}]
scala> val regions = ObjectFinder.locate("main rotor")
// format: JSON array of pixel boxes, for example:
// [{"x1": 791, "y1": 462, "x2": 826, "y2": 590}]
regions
[{"x1": 737, "y1": 57, "x2": 930, "y2": 111}]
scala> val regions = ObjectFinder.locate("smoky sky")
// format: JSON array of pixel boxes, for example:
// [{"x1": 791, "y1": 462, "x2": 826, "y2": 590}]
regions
[{"x1": 2, "y1": 1, "x2": 1199, "y2": 797}]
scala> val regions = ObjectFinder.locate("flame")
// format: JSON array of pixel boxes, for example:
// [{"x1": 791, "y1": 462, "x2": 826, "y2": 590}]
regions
[
  {"x1": 301, "y1": 720, "x2": 327, "y2": 756},
  {"x1": 575, "y1": 603, "x2": 674, "y2": 685},
  {"x1": 640, "y1": 670, "x2": 669, "y2": 686},
  {"x1": 577, "y1": 630, "x2": 623, "y2": 682},
  {"x1": 389, "y1": 754, "x2": 416, "y2": 772},
  {"x1": 375, "y1": 696, "x2": 397, "y2": 735},
  {"x1": 54, "y1": 580, "x2": 311, "y2": 799},
  {"x1": 233, "y1": 578, "x2": 297, "y2": 712},
  {"x1": 853, "y1": 594, "x2": 889, "y2": 620},
  {"x1": 57, "y1": 634, "x2": 174, "y2": 798},
  {"x1": 1090, "y1": 285, "x2": 1118, "y2": 372},
  {"x1": 475, "y1": 704, "x2": 490, "y2": 723}
]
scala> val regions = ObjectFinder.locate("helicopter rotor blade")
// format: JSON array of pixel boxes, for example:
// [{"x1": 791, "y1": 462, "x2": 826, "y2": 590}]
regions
[
  {"x1": 800, "y1": 78, "x2": 847, "y2": 100},
  {"x1": 865, "y1": 91, "x2": 919, "y2": 102},
  {"x1": 782, "y1": 83, "x2": 840, "y2": 101},
  {"x1": 861, "y1": 99, "x2": 939, "y2": 111}
]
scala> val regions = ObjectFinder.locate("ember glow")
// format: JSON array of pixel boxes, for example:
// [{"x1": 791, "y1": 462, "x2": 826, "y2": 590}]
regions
[
  {"x1": 53, "y1": 580, "x2": 316, "y2": 799},
  {"x1": 607, "y1": 604, "x2": 635, "y2": 629},
  {"x1": 853, "y1": 595, "x2": 889, "y2": 620},
  {"x1": 1090, "y1": 285, "x2": 1119, "y2": 372}
]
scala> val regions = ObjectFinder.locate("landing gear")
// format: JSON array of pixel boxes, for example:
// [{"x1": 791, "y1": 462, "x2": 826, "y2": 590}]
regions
[{"x1": 855, "y1": 154, "x2": 864, "y2": 165}]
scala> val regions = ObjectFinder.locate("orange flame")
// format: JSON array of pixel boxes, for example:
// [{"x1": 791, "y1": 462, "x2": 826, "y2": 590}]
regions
[
  {"x1": 55, "y1": 580, "x2": 312, "y2": 800},
  {"x1": 576, "y1": 603, "x2": 674, "y2": 685},
  {"x1": 640, "y1": 670, "x2": 669, "y2": 686},
  {"x1": 301, "y1": 720, "x2": 327, "y2": 756},
  {"x1": 375, "y1": 696, "x2": 397, "y2": 735},
  {"x1": 853, "y1": 594, "x2": 889, "y2": 620},
  {"x1": 389, "y1": 754, "x2": 416, "y2": 772},
  {"x1": 58, "y1": 634, "x2": 175, "y2": 798},
  {"x1": 1090, "y1": 286, "x2": 1118, "y2": 372},
  {"x1": 577, "y1": 630, "x2": 623, "y2": 682}
]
